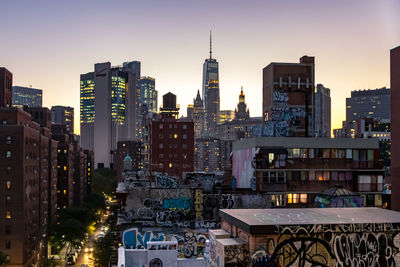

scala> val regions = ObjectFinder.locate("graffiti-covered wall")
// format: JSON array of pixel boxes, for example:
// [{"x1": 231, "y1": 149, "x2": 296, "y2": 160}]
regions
[
  {"x1": 214, "y1": 221, "x2": 400, "y2": 267},
  {"x1": 122, "y1": 188, "x2": 275, "y2": 227},
  {"x1": 122, "y1": 228, "x2": 207, "y2": 259}
]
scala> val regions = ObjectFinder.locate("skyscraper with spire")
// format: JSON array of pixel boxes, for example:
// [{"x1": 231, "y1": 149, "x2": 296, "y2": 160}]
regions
[{"x1": 202, "y1": 31, "x2": 220, "y2": 137}]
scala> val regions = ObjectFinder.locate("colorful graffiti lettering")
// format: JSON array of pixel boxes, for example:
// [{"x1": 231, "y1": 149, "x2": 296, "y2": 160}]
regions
[
  {"x1": 162, "y1": 197, "x2": 192, "y2": 211},
  {"x1": 195, "y1": 189, "x2": 204, "y2": 220},
  {"x1": 123, "y1": 228, "x2": 166, "y2": 249},
  {"x1": 155, "y1": 174, "x2": 179, "y2": 188}
]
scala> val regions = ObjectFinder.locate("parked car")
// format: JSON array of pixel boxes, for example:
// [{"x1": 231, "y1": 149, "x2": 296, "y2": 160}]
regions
[{"x1": 67, "y1": 256, "x2": 76, "y2": 265}]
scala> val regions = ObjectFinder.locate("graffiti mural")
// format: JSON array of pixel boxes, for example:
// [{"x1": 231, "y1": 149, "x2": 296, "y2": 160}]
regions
[
  {"x1": 314, "y1": 196, "x2": 364, "y2": 208},
  {"x1": 269, "y1": 90, "x2": 309, "y2": 137},
  {"x1": 225, "y1": 245, "x2": 250, "y2": 266},
  {"x1": 194, "y1": 189, "x2": 203, "y2": 220},
  {"x1": 162, "y1": 197, "x2": 192, "y2": 211},
  {"x1": 124, "y1": 188, "x2": 274, "y2": 228},
  {"x1": 123, "y1": 228, "x2": 208, "y2": 259},
  {"x1": 155, "y1": 174, "x2": 179, "y2": 188},
  {"x1": 123, "y1": 228, "x2": 166, "y2": 249},
  {"x1": 248, "y1": 225, "x2": 400, "y2": 267},
  {"x1": 334, "y1": 233, "x2": 398, "y2": 267}
]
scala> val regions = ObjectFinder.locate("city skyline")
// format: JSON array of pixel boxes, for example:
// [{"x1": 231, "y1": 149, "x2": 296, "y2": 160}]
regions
[{"x1": 1, "y1": 0, "x2": 399, "y2": 134}]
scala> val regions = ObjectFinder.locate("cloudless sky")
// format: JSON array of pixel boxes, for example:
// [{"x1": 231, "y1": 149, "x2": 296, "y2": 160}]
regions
[{"x1": 0, "y1": 0, "x2": 399, "y2": 134}]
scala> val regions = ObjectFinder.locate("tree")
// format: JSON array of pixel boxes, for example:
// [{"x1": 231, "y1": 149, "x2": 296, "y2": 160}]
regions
[
  {"x1": 0, "y1": 251, "x2": 9, "y2": 267},
  {"x1": 37, "y1": 256, "x2": 60, "y2": 267},
  {"x1": 92, "y1": 168, "x2": 117, "y2": 196},
  {"x1": 49, "y1": 218, "x2": 87, "y2": 261}
]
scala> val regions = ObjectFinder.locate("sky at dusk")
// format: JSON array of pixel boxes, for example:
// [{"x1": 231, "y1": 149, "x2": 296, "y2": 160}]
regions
[{"x1": 0, "y1": 0, "x2": 399, "y2": 134}]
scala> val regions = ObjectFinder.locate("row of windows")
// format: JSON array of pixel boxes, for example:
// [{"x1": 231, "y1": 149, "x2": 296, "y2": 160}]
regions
[
  {"x1": 287, "y1": 148, "x2": 376, "y2": 160},
  {"x1": 159, "y1": 124, "x2": 188, "y2": 130},
  {"x1": 159, "y1": 143, "x2": 188, "y2": 149},
  {"x1": 159, "y1": 154, "x2": 188, "y2": 159}
]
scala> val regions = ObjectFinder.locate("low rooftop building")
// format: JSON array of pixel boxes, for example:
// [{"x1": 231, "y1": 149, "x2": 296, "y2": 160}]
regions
[{"x1": 210, "y1": 208, "x2": 400, "y2": 266}]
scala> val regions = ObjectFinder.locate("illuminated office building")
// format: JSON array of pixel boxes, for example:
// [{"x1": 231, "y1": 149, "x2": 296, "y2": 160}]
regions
[
  {"x1": 80, "y1": 72, "x2": 95, "y2": 151},
  {"x1": 51, "y1": 105, "x2": 74, "y2": 133},
  {"x1": 12, "y1": 86, "x2": 42, "y2": 108},
  {"x1": 219, "y1": 110, "x2": 235, "y2": 124},
  {"x1": 140, "y1": 76, "x2": 157, "y2": 113},
  {"x1": 80, "y1": 61, "x2": 140, "y2": 168},
  {"x1": 202, "y1": 31, "x2": 220, "y2": 136},
  {"x1": 139, "y1": 76, "x2": 157, "y2": 136},
  {"x1": 346, "y1": 87, "x2": 390, "y2": 123}
]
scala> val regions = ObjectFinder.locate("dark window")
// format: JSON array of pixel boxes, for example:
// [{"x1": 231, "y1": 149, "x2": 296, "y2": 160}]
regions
[
  {"x1": 5, "y1": 225, "x2": 11, "y2": 235},
  {"x1": 5, "y1": 240, "x2": 11, "y2": 249}
]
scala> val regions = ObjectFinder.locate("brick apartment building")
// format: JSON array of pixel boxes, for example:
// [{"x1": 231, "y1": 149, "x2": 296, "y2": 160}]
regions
[
  {"x1": 84, "y1": 149, "x2": 94, "y2": 197},
  {"x1": 232, "y1": 137, "x2": 385, "y2": 208},
  {"x1": 0, "y1": 67, "x2": 12, "y2": 107},
  {"x1": 391, "y1": 45, "x2": 400, "y2": 211},
  {"x1": 148, "y1": 92, "x2": 194, "y2": 178},
  {"x1": 51, "y1": 124, "x2": 75, "y2": 209},
  {"x1": 263, "y1": 56, "x2": 315, "y2": 137},
  {"x1": 0, "y1": 107, "x2": 56, "y2": 266}
]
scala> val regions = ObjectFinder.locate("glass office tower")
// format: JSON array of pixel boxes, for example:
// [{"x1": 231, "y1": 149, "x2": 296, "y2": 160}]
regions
[{"x1": 12, "y1": 86, "x2": 43, "y2": 108}]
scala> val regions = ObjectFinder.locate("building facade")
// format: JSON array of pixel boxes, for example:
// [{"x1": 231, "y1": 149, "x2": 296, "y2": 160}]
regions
[
  {"x1": 80, "y1": 72, "x2": 95, "y2": 151},
  {"x1": 195, "y1": 137, "x2": 221, "y2": 172},
  {"x1": 232, "y1": 137, "x2": 385, "y2": 208},
  {"x1": 219, "y1": 110, "x2": 235, "y2": 124},
  {"x1": 262, "y1": 56, "x2": 315, "y2": 137},
  {"x1": 51, "y1": 124, "x2": 75, "y2": 209},
  {"x1": 188, "y1": 90, "x2": 205, "y2": 138},
  {"x1": 314, "y1": 84, "x2": 331, "y2": 137},
  {"x1": 0, "y1": 108, "x2": 52, "y2": 266},
  {"x1": 81, "y1": 61, "x2": 140, "y2": 168},
  {"x1": 12, "y1": 86, "x2": 43, "y2": 108},
  {"x1": 149, "y1": 93, "x2": 194, "y2": 178},
  {"x1": 0, "y1": 67, "x2": 12, "y2": 107},
  {"x1": 346, "y1": 87, "x2": 390, "y2": 123},
  {"x1": 210, "y1": 208, "x2": 400, "y2": 267},
  {"x1": 51, "y1": 105, "x2": 74, "y2": 134},
  {"x1": 391, "y1": 45, "x2": 400, "y2": 211}
]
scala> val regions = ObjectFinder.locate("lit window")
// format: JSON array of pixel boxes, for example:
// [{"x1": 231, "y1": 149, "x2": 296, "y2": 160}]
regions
[
  {"x1": 183, "y1": 134, "x2": 187, "y2": 139},
  {"x1": 6, "y1": 136, "x2": 11, "y2": 144},
  {"x1": 64, "y1": 166, "x2": 67, "y2": 171},
  {"x1": 6, "y1": 151, "x2": 11, "y2": 158},
  {"x1": 169, "y1": 163, "x2": 172, "y2": 168},
  {"x1": 159, "y1": 144, "x2": 163, "y2": 149},
  {"x1": 174, "y1": 134, "x2": 178, "y2": 139},
  {"x1": 63, "y1": 190, "x2": 67, "y2": 195},
  {"x1": 6, "y1": 181, "x2": 11, "y2": 189},
  {"x1": 5, "y1": 195, "x2": 11, "y2": 203},
  {"x1": 6, "y1": 210, "x2": 11, "y2": 219},
  {"x1": 159, "y1": 124, "x2": 163, "y2": 129},
  {"x1": 287, "y1": 193, "x2": 293, "y2": 204},
  {"x1": 183, "y1": 124, "x2": 187, "y2": 130},
  {"x1": 300, "y1": 194, "x2": 308, "y2": 203}
]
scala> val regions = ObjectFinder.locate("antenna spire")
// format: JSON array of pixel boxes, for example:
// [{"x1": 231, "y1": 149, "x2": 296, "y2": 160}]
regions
[{"x1": 209, "y1": 30, "x2": 212, "y2": 60}]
